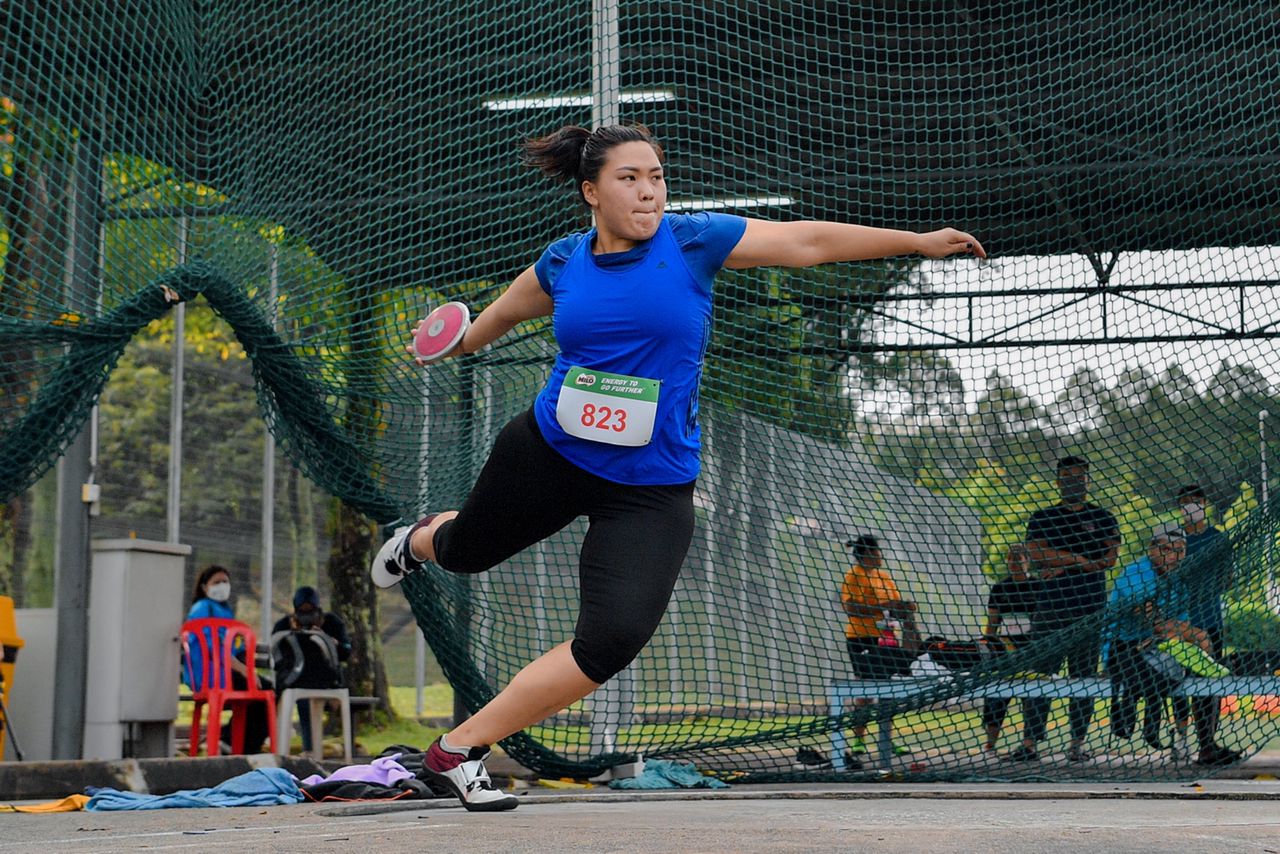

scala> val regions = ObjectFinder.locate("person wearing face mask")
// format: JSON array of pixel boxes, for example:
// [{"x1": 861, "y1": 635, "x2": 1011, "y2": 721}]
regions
[
  {"x1": 1107, "y1": 526, "x2": 1202, "y2": 756},
  {"x1": 1006, "y1": 456, "x2": 1120, "y2": 764},
  {"x1": 271, "y1": 586, "x2": 352, "y2": 753},
  {"x1": 1176, "y1": 484, "x2": 1241, "y2": 766},
  {"x1": 183, "y1": 564, "x2": 270, "y2": 754}
]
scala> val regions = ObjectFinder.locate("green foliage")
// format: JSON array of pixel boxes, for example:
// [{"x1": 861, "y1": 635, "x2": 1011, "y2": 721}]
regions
[
  {"x1": 705, "y1": 261, "x2": 917, "y2": 442},
  {"x1": 1224, "y1": 602, "x2": 1280, "y2": 652}
]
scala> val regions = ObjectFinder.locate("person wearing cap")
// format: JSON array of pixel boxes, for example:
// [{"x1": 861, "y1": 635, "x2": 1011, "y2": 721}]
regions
[
  {"x1": 1107, "y1": 524, "x2": 1208, "y2": 758},
  {"x1": 1176, "y1": 484, "x2": 1241, "y2": 766},
  {"x1": 839, "y1": 534, "x2": 917, "y2": 765},
  {"x1": 272, "y1": 586, "x2": 352, "y2": 753}
]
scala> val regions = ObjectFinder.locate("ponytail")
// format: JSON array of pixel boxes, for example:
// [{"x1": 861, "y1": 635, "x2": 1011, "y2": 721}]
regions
[
  {"x1": 523, "y1": 124, "x2": 664, "y2": 207},
  {"x1": 522, "y1": 125, "x2": 592, "y2": 183}
]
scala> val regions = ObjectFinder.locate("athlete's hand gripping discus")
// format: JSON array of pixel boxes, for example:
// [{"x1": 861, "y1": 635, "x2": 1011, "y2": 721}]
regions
[{"x1": 413, "y1": 301, "x2": 470, "y2": 363}]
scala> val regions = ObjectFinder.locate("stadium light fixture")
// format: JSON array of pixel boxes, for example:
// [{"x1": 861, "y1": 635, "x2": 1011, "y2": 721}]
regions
[
  {"x1": 667, "y1": 196, "x2": 795, "y2": 211},
  {"x1": 484, "y1": 89, "x2": 675, "y2": 111}
]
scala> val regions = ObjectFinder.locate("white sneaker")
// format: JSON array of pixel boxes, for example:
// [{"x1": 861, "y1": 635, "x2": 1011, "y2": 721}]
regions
[
  {"x1": 370, "y1": 516, "x2": 437, "y2": 588},
  {"x1": 424, "y1": 739, "x2": 519, "y2": 812}
]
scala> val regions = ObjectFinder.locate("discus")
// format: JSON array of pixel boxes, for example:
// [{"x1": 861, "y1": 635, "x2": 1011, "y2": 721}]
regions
[{"x1": 413, "y1": 301, "x2": 470, "y2": 363}]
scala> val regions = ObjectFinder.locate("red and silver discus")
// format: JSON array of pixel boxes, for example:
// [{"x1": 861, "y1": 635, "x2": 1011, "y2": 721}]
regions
[{"x1": 413, "y1": 301, "x2": 470, "y2": 363}]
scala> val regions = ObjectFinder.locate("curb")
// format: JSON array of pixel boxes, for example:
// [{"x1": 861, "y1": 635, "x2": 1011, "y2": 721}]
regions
[
  {"x1": 0, "y1": 751, "x2": 1275, "y2": 802},
  {"x1": 0, "y1": 754, "x2": 329, "y2": 801}
]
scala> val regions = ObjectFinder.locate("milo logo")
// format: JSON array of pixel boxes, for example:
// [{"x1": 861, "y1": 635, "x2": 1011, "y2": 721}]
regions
[{"x1": 575, "y1": 373, "x2": 597, "y2": 387}]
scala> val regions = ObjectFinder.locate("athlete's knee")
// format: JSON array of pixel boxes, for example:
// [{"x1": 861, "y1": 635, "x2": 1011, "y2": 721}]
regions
[{"x1": 569, "y1": 618, "x2": 657, "y2": 683}]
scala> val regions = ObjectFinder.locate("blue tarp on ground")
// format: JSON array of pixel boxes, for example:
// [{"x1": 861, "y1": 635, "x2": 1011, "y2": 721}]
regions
[
  {"x1": 86, "y1": 767, "x2": 303, "y2": 811},
  {"x1": 608, "y1": 759, "x2": 730, "y2": 790}
]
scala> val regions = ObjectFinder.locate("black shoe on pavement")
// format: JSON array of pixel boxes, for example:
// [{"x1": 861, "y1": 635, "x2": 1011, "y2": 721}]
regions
[
  {"x1": 1066, "y1": 746, "x2": 1094, "y2": 762},
  {"x1": 1195, "y1": 744, "x2": 1242, "y2": 766},
  {"x1": 1003, "y1": 745, "x2": 1040, "y2": 763},
  {"x1": 795, "y1": 747, "x2": 832, "y2": 769}
]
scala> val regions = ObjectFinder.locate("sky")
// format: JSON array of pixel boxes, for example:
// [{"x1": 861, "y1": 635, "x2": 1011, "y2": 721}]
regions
[{"x1": 865, "y1": 246, "x2": 1280, "y2": 415}]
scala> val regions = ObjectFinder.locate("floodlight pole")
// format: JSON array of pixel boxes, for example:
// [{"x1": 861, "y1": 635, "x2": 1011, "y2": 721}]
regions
[
  {"x1": 261, "y1": 245, "x2": 279, "y2": 639},
  {"x1": 1262, "y1": 409, "x2": 1276, "y2": 613},
  {"x1": 591, "y1": 0, "x2": 620, "y2": 129},
  {"x1": 166, "y1": 217, "x2": 189, "y2": 543},
  {"x1": 51, "y1": 130, "x2": 103, "y2": 760}
]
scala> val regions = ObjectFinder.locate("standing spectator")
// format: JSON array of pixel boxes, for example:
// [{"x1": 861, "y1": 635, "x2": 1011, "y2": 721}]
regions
[
  {"x1": 271, "y1": 586, "x2": 353, "y2": 753},
  {"x1": 981, "y1": 544, "x2": 1038, "y2": 753},
  {"x1": 1006, "y1": 456, "x2": 1120, "y2": 763},
  {"x1": 840, "y1": 534, "x2": 917, "y2": 766},
  {"x1": 183, "y1": 565, "x2": 270, "y2": 754},
  {"x1": 1177, "y1": 484, "x2": 1241, "y2": 766}
]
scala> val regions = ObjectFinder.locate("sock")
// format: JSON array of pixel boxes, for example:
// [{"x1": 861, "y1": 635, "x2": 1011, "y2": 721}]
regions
[
  {"x1": 427, "y1": 732, "x2": 488, "y2": 772},
  {"x1": 405, "y1": 514, "x2": 439, "y2": 565}
]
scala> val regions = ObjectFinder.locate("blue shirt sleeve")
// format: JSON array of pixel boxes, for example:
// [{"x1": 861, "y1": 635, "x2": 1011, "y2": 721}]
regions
[
  {"x1": 668, "y1": 212, "x2": 748, "y2": 284},
  {"x1": 534, "y1": 232, "x2": 589, "y2": 295}
]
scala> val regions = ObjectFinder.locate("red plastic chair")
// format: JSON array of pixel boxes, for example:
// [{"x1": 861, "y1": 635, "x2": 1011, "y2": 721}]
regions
[{"x1": 180, "y1": 617, "x2": 277, "y2": 757}]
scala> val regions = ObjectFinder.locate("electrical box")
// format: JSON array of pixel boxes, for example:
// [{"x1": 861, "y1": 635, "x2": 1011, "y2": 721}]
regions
[{"x1": 83, "y1": 539, "x2": 190, "y2": 760}]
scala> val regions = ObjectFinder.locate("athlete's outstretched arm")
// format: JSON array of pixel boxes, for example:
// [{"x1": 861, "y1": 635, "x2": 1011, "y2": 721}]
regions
[
  {"x1": 408, "y1": 265, "x2": 553, "y2": 363},
  {"x1": 723, "y1": 219, "x2": 986, "y2": 270}
]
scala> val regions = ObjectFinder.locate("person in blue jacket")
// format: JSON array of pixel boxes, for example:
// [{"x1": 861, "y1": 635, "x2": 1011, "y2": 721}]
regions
[
  {"x1": 371, "y1": 123, "x2": 986, "y2": 810},
  {"x1": 183, "y1": 564, "x2": 268, "y2": 754},
  {"x1": 1107, "y1": 525, "x2": 1209, "y2": 757}
]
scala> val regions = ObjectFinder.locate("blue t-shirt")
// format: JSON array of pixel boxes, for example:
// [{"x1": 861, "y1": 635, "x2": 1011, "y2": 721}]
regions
[
  {"x1": 1108, "y1": 556, "x2": 1189, "y2": 643},
  {"x1": 1183, "y1": 525, "x2": 1231, "y2": 631},
  {"x1": 532, "y1": 212, "x2": 747, "y2": 485},
  {"x1": 183, "y1": 598, "x2": 236, "y2": 689}
]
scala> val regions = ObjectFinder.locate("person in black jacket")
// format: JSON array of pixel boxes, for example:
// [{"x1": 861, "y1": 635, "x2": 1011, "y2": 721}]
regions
[{"x1": 272, "y1": 586, "x2": 352, "y2": 752}]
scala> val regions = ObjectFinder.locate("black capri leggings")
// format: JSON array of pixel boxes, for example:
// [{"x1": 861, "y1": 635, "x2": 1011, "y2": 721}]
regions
[{"x1": 430, "y1": 409, "x2": 696, "y2": 684}]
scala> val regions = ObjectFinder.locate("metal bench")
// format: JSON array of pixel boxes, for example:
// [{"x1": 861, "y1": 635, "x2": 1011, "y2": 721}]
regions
[{"x1": 827, "y1": 676, "x2": 1280, "y2": 769}]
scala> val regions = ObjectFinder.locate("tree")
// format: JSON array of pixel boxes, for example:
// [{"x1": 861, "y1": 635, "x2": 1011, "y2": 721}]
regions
[{"x1": 706, "y1": 259, "x2": 918, "y2": 442}]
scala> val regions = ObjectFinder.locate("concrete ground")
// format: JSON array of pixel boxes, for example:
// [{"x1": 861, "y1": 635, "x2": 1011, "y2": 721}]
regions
[
  {"x1": 4, "y1": 781, "x2": 1280, "y2": 853},
  {"x1": 2, "y1": 750, "x2": 1278, "y2": 852}
]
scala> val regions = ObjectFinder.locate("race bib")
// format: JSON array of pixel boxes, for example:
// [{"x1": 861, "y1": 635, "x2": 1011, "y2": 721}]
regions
[{"x1": 555, "y1": 367, "x2": 660, "y2": 447}]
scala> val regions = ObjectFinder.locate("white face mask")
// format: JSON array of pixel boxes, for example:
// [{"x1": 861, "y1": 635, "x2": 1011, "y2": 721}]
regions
[
  {"x1": 1181, "y1": 502, "x2": 1206, "y2": 525},
  {"x1": 206, "y1": 581, "x2": 231, "y2": 603}
]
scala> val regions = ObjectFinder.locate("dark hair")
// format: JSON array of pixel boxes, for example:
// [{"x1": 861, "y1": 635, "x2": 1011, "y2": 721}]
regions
[
  {"x1": 523, "y1": 124, "x2": 664, "y2": 207},
  {"x1": 191, "y1": 564, "x2": 230, "y2": 605},
  {"x1": 1177, "y1": 483, "x2": 1207, "y2": 503},
  {"x1": 846, "y1": 534, "x2": 880, "y2": 561},
  {"x1": 1057, "y1": 455, "x2": 1089, "y2": 473}
]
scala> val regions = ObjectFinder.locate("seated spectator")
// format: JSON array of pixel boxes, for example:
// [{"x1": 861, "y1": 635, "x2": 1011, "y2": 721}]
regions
[
  {"x1": 183, "y1": 564, "x2": 270, "y2": 754},
  {"x1": 981, "y1": 544, "x2": 1038, "y2": 753},
  {"x1": 271, "y1": 586, "x2": 352, "y2": 753},
  {"x1": 1108, "y1": 525, "x2": 1209, "y2": 757},
  {"x1": 840, "y1": 534, "x2": 917, "y2": 766}
]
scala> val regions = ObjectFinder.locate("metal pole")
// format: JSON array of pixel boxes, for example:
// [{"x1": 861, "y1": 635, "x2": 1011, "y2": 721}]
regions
[
  {"x1": 590, "y1": 0, "x2": 620, "y2": 129},
  {"x1": 261, "y1": 245, "x2": 279, "y2": 639},
  {"x1": 415, "y1": 629, "x2": 426, "y2": 718},
  {"x1": 1261, "y1": 410, "x2": 1269, "y2": 513},
  {"x1": 166, "y1": 217, "x2": 190, "y2": 543},
  {"x1": 416, "y1": 366, "x2": 431, "y2": 717},
  {"x1": 1262, "y1": 409, "x2": 1275, "y2": 613},
  {"x1": 51, "y1": 131, "x2": 103, "y2": 760}
]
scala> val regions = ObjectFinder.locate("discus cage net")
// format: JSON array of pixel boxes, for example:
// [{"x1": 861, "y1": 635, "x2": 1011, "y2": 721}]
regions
[{"x1": 1, "y1": 1, "x2": 1278, "y2": 781}]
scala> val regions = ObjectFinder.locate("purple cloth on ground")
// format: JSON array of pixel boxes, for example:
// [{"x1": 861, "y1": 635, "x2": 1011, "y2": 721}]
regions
[{"x1": 299, "y1": 754, "x2": 413, "y2": 787}]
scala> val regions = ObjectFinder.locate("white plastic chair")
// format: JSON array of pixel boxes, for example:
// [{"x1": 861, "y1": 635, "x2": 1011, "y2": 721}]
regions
[{"x1": 276, "y1": 687, "x2": 352, "y2": 763}]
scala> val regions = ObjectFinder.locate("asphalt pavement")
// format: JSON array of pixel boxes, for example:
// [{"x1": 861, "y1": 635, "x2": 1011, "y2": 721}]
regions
[{"x1": 4, "y1": 781, "x2": 1280, "y2": 853}]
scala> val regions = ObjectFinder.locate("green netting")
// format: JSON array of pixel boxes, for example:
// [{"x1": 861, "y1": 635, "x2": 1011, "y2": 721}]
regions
[{"x1": 2, "y1": 1, "x2": 1279, "y2": 782}]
